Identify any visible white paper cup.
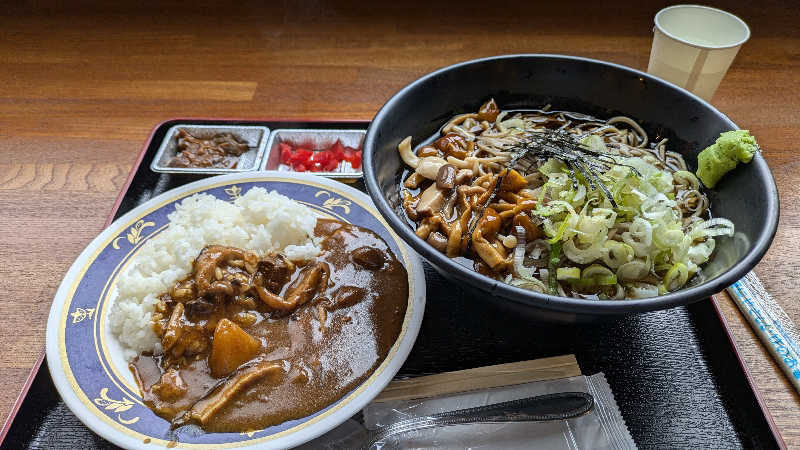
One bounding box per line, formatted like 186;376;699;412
647;5;750;101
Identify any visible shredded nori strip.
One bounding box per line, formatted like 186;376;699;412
510;130;641;208
466;129;640;250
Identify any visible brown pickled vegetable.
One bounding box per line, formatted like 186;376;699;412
131;219;408;433
168;129;249;169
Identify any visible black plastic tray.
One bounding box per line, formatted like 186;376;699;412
0;119;784;449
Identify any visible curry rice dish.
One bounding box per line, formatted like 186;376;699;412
109;189;408;432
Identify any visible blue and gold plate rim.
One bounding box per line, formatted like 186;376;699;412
45;171;426;449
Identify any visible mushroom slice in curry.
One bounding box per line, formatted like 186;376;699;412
130;218;408;433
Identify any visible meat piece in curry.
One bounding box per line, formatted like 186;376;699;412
168;129;249;169
130;218;409;433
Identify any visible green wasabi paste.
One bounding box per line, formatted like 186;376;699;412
696;130;758;188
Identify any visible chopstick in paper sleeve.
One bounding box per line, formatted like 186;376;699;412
727;272;800;394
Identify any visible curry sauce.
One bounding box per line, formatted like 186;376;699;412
130;219;408;433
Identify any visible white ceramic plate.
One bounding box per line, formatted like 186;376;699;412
45;172;425;449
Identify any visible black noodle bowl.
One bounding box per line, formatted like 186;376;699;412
363;54;778;321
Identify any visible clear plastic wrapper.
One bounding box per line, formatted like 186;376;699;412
298;373;636;449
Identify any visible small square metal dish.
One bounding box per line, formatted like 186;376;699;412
150;124;269;174
261;129;365;179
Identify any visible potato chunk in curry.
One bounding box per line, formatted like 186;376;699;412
208;319;261;378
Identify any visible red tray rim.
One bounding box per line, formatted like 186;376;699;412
0;117;786;449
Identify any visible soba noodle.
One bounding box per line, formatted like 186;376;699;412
398;99;733;299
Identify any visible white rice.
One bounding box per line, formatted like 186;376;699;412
108;187;320;358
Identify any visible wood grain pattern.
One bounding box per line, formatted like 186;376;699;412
0;81;258;101
374;355;582;402
0;0;798;446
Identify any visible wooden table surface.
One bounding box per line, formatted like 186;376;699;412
1;0;798;447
